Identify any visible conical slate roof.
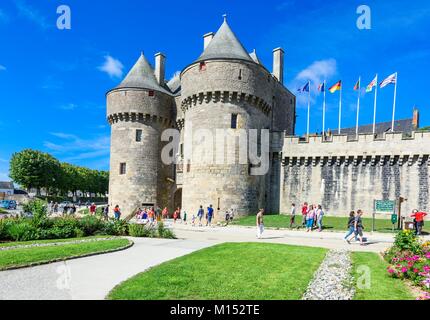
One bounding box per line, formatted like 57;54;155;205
195;19;252;63
116;53;171;94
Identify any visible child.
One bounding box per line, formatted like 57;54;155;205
191;214;196;226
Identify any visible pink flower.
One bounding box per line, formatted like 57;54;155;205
425;252;430;259
414;268;420;273
401;267;408;273
424;266;430;272
388;269;395;274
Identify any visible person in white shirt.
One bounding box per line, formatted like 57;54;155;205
316;205;324;232
290;203;296;228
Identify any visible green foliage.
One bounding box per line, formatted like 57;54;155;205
157;222;176;239
48;217;82;239
9;149;61;192
23;199;49;227
78;215;106;236
103;219;129;236
6;220;40;241
394;230;423;254
129;224;154;237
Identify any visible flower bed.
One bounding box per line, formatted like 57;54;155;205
384;230;430;300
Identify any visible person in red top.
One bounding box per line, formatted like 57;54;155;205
301;202;308;227
411;209;428;235
90;203;97;215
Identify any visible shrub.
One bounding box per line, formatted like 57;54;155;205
48;217;81;239
23;199;48;226
157;222;176;239
394;230;423;255
6;220;40;241
129;224;157;237
78;215;106;236
103;219;129;236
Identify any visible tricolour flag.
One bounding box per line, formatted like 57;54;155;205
318;82;325;92
298;82;310;93
380;73;397;88
366;75;377;93
329;80;342;93
353;79;360;91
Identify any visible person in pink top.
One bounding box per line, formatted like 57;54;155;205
306;205;315;232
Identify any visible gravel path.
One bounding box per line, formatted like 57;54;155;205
302;250;355;300
0;237;117;251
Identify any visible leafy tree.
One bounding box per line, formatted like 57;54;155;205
9;149;61;194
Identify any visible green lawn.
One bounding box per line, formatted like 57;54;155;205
233;214;428;233
352;252;414;300
0;238;131;270
0;235;111;248
79;207;104;215
108;242;327;300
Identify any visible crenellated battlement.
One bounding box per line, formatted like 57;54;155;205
180;90;271;116
283;131;430;163
107;112;175;127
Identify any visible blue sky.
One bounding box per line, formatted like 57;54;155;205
0;0;429;181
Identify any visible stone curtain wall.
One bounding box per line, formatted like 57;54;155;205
281;132;430;216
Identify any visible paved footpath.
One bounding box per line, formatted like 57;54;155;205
169;223;415;253
1;222;428;300
0;237;211;300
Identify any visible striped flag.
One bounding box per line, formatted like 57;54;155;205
318;82;325;92
380;73;397;88
329;80;342;93
353;78;360;91
366;75;377;93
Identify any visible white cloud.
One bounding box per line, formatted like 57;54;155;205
289;58;337;107
44;133;110;165
59;103;78;110
98;55;124;79
0;65;6;71
14;0;49;29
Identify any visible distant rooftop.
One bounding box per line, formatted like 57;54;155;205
0;181;14;190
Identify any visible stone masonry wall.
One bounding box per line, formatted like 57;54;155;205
281;132;430;217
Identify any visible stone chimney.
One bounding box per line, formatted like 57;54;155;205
154;52;165;85
203;32;214;50
272;47;284;84
412;108;420;131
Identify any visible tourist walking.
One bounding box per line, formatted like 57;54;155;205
162;207;169;220
173;207;180;223
290;203;296;228
301;202;308;227
411;209;428;235
316;205;324;232
256;208;264;239
354;210;365;245
114;205;121;220
344;211;358;243
90;203;97;215
182;209;187;224
197;205;204;226
207;204;214;226
306;205;315;232
103;205;109;220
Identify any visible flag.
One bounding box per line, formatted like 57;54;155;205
318;82;325;92
353;79;360;91
366;75;377;93
298;82;310;93
329;80;341;93
380;73;397;88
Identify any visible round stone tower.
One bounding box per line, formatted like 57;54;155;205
107;53;176;216
180;18;274;220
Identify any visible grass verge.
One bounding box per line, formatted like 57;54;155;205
0;235;110;248
232;214;428;233
351;252;414;300
0;238;131;270
108;242;327;300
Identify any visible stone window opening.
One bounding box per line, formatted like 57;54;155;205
231;113;238;129
186;160;191;173
148;90;155;97
119;163;126;175
238;69;242;80
135;129;143;142
199;62;206;71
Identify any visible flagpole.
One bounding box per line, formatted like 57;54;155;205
338;83;342;135
391;72;398;132
372;74;378;136
307;81;310;139
355;77;361;139
322;80;326;136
